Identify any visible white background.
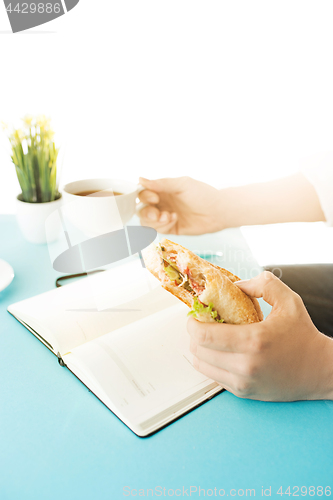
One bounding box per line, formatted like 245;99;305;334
1;1;333;215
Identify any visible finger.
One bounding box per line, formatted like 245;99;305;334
216;381;251;399
187;316;255;353
251;296;264;322
138;189;160;204
192;356;239;388
140;221;177;234
216;382;234;394
153;221;177;234
139;206;177;225
158;210;174;224
139;176;185;194
235;271;296;309
138;205;161;222
192;342;247;376
139;208;178;234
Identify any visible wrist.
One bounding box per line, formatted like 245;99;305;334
216;185;258;229
216;187;238;230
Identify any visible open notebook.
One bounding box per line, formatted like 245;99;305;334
8;259;222;437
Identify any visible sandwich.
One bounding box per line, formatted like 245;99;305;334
142;239;263;324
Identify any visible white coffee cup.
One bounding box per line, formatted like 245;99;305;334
62;178;142;236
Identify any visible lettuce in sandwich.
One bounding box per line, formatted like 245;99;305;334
188;296;224;323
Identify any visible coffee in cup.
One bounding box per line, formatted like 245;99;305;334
62;178;142;236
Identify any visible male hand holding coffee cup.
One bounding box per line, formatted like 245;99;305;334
136;173;333;403
137;174;325;235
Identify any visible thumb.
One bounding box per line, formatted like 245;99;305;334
235;271;294;309
139;176;183;194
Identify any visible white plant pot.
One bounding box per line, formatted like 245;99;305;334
16;194;63;244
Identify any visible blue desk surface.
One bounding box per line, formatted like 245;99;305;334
1;214;333;500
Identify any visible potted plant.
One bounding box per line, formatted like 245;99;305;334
6;115;62;244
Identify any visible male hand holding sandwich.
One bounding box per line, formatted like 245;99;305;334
137;166;333;402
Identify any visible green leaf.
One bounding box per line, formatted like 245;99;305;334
6;116;59;203
188;296;224;323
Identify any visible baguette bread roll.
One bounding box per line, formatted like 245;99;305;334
142;239;263;324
